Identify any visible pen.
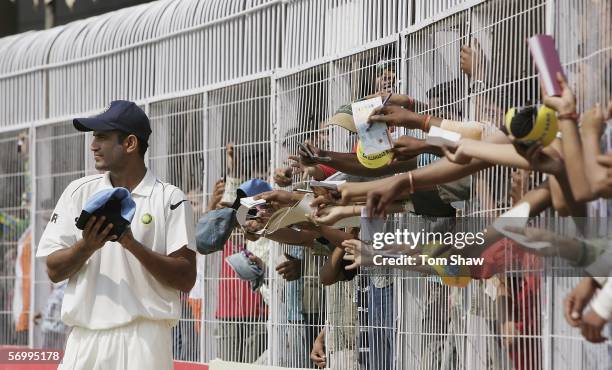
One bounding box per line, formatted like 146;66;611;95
382;92;393;106
367;93;393;131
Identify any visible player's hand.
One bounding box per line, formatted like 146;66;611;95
81;216;116;251
117;227;135;248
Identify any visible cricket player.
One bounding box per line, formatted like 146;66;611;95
36;100;197;369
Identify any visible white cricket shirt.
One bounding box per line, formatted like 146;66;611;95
36;169;196;330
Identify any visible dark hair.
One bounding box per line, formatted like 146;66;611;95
507;106;537;139
116;131;148;158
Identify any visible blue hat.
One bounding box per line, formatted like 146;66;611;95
231;179;272;209
75;187;136;238
225;250;264;291
195;208;236;254
237;179;272;198
73;100;152;143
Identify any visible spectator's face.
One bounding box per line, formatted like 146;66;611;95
315;121;329;148
376;69;396;93
90;131;126;171
428;96;462;121
186;189;203;214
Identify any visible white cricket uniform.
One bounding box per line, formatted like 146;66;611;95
36;169;196;370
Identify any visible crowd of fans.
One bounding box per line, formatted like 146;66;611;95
0;11;609;370
192;31;612;370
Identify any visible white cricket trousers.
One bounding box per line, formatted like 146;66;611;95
59;319;173;370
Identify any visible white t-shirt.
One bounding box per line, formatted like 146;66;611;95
36;170;196;330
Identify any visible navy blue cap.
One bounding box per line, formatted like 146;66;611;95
73;100;152;143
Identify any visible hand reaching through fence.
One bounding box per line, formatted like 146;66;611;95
273;167;293;187
276;253;301;281
310;329;326;369
564;277;598;327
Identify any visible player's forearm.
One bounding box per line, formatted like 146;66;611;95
123;240;196;292
46;240;95;283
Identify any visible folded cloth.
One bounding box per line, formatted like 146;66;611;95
195;208;236;255
75;187;136;238
225;249;264;291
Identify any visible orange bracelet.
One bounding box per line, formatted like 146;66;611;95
407;171;415;194
422;115;432;132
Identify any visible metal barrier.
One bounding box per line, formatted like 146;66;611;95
0;0;610;369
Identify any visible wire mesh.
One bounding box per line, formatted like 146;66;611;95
0;130;31;348
0;1;608;370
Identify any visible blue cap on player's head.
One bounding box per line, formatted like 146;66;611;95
73;100;152;143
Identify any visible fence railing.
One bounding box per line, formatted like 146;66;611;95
0;0;610;369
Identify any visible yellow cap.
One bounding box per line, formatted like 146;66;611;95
356;140;393;169
505;105;558;146
430;251;472;288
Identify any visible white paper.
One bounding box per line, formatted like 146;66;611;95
352;97;393;155
240;197;266;209
493;203;551;250
426;126;461;148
